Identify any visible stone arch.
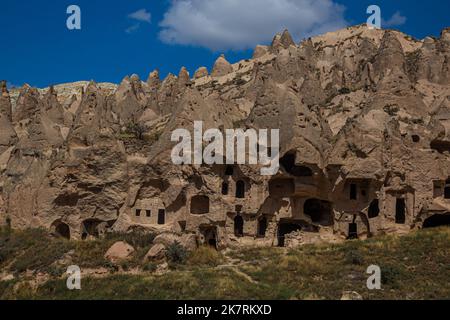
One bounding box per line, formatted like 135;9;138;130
236;180;245;198
190;195;210;214
51;220;70;240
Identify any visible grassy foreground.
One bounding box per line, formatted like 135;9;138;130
0;227;449;300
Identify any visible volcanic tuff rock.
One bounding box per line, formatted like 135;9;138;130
1;25;450;249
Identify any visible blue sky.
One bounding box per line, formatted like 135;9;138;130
1;0;449;88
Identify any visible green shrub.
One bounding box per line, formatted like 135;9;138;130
344;249;364;265
142;262;158;273
166;242;188;265
187;246;224;267
381;264;402;286
106;231;155;249
10;240;74;273
72;241;111;269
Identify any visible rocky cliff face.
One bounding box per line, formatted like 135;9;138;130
1;25;450;249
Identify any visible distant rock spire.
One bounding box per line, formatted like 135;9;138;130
271;29;295;52
1;80;8;96
280;29;295;47
0;80;12;120
194;67;209;79
147;69;160;88
0;80;17;150
178;67;190;85
211;54;233;77
271;33;282;50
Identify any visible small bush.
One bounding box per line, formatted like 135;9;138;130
72;241;111;269
11;240;74;273
187;246;224;267
142;262;158;273
166;242;188;265
381;264;402;286
344;250;364;265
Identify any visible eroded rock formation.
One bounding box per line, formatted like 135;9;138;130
1;25;450;249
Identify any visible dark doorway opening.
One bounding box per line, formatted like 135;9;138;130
423;214;450;228
277;221;303;247
350;184;357;200
368;199;380;218
81;219;103;240
236;180;245;198
257;216;268;238
430;140;450;154
51;220;70;240
445;187;450;199
190;195;210;214
158;209;166;225
445;179;450;199
222;182;229;195
304;199;333;226
234;215;244;237
348;222;358;239
279;152;313;177
225;166;234;176
395;199;406;224
201;227;218;249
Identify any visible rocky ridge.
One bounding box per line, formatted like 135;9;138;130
1;24;450;250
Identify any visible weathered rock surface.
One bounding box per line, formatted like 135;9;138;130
144;243;166;261
1;25;450;250
104;242;135;263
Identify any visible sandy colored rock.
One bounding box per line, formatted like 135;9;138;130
253;45;269;59
147;70;160;88
104;242;135;263
1;25;450;250
211;55;233;77
178;67;190;85
144;243;166;261
194;67;209;79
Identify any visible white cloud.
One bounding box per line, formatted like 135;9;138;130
128;9;152;23
383;11;407;28
158;0;348;51
125;23;141;34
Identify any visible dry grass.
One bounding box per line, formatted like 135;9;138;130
0;227;449;300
